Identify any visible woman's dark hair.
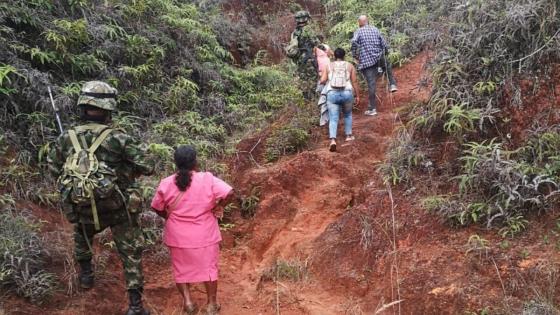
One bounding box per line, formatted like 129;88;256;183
334;48;346;60
174;145;197;191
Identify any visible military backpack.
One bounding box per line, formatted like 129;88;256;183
58;124;121;230
285;32;300;58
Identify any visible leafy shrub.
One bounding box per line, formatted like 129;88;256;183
379;128;426;185
240;186;261;218
0;205;56;303
0;0;303;170
418;0;559;137
261;258;308;282
264;103;314;162
322;0;445;61
427;131;560;234
387;0;560;236
0;134;6;156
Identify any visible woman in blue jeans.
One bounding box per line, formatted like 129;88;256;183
320;48;361;152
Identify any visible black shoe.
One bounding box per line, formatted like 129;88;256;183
78;260;94;289
125;288;150;315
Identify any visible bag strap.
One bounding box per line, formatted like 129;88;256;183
68;130;82;153
89;128;114;154
166;191;185;213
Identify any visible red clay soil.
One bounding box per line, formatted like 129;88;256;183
6;52;560;315
502;64;560;146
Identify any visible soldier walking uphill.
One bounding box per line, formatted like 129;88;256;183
47;81;154;315
287;10;320;100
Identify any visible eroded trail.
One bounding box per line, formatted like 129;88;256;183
142;53;431;315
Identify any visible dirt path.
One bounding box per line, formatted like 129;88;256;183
142;53;431;315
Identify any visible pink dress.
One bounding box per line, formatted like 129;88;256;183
316;45;331;76
151;172;232;283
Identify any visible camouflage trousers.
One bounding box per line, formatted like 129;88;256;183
297;60;318;101
74;212;145;290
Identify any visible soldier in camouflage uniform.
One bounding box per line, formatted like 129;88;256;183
290;10;320;100
47;81;154;315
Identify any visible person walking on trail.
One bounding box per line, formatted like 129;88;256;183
315;40;333;93
286;10;320;100
151;145;233;315
47;81;154;315
320;48;361;152
351;15;398;116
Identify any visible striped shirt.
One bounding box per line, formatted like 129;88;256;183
351;25;388;70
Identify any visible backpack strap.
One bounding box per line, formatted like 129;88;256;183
89;128;114;154
68;130;82;153
88;127;114;231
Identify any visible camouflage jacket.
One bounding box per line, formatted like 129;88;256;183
292;24;320;67
47;122;154;195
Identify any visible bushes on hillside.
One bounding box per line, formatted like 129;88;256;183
265;102;314;162
382;0;560;235
0;0;304;172
411;0;559;136
0;200;56;303
322;0;446;64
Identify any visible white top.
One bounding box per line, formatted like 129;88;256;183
326;61;353;91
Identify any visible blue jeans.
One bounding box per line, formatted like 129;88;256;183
327;89;353;139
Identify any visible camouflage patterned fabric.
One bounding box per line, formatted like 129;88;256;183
77;81;118;111
291;24;320;100
48;122;154;290
74;215;145;289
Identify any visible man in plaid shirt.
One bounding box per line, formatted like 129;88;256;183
351;15;397;116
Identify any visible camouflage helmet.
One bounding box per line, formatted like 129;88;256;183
294;10;311;24
77;81;118;111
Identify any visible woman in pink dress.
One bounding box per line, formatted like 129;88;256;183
315;42;333;93
151;145;233;315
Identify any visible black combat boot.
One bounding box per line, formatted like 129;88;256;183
78;260;94;289
125;288;150;315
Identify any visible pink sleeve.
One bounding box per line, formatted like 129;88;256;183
211;174;233;200
150;183;166;211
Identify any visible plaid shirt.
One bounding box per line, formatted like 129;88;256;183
351;25;388;70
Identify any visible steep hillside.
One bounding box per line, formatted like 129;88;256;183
2;0;560;314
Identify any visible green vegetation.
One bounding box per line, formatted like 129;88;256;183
264;102;314;162
0;0;304;174
0;0;306;302
239;186;261;219
0;205;56;303
262;258;308;282
378;128;425;186
322;0;445;65
381;0;560;235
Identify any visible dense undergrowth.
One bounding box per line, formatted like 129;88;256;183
380;0;560;236
2;0;559;310
0;0;309;302
322;0;447;66
0;197;55;303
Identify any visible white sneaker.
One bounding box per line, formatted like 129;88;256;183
390;84;398;92
364;110;377;116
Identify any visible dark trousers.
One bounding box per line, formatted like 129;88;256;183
361;54;397;111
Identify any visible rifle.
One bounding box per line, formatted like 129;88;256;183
47;86;64;134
